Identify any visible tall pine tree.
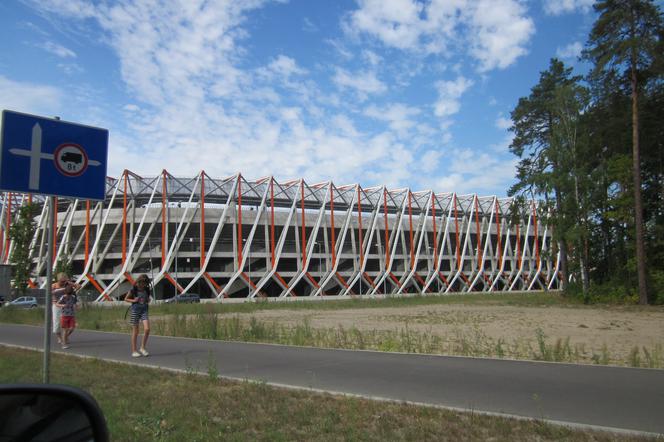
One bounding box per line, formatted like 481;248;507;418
584;0;663;304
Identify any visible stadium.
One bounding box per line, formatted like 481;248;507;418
1;171;561;301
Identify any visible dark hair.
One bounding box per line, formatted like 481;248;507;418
131;274;152;297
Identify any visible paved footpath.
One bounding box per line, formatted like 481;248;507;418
1;323;663;435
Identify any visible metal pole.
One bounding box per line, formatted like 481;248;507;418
43;195;55;383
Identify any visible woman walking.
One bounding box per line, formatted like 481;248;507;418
51;273;79;345
125;274;152;357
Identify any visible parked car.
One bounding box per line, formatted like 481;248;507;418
6;296;38;308
0;294;5;306
164;293;200;304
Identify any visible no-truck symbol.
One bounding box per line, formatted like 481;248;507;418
54;143;89;177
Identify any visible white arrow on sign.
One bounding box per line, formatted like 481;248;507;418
9;123;102;190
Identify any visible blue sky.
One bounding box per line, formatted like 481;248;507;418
0;0;598;196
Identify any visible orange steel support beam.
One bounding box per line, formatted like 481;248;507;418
274;272;290;291
161;171;167;267
475;197;481;265
305;272;320;288
454;194;460;270
241;272;267;296
270;179;275;267
495;200;502;269
86;274;112;301
330;185;336;266
383;189;390;268
241;272;257;289
335;272;350;289
432;194;438;267
203;272;226;297
122;171;127;264
27;279;37;289
516;223;522;270
414;272;428;289
123;272;135;285
408;191;414;269
85;201;90;266
200;172;205;267
237;176;243;265
300;181;306;266
388;272;401;287
363;272;377;289
357;186;365;268
164;272;184;293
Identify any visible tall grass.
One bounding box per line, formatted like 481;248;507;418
149;313;664;368
2;295;662;368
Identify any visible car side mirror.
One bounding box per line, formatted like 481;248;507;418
0;384;109;442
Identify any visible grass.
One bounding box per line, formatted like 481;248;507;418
0;347;655;442
2;292;663;368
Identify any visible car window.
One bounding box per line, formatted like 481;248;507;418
15;297;25;302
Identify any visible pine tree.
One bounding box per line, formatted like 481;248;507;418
509;58;586;291
584;0;663;304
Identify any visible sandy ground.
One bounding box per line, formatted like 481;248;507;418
221;303;664;363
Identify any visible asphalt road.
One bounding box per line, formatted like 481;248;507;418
1;323;663;435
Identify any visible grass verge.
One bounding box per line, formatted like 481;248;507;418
1;292;662;368
0;347;654;442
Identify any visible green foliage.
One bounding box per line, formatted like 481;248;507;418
8;204;37;294
54;253;73;279
509;1;664;303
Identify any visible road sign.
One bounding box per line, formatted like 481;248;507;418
0;110;108;200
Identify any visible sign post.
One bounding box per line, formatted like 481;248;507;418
0;110;108;383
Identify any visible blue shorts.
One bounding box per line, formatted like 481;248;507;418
129;306;149;325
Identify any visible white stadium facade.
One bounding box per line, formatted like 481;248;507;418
1;171;562;301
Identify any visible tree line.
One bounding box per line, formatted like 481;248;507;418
509;0;663;304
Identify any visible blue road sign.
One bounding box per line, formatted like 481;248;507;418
0;110;108;200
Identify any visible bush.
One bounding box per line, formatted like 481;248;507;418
564;281;638;304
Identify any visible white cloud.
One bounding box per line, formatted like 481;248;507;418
364;103;420;135
265;55;307;78
543;0;594;15
431;147;518;195
40;41;77;58
434;76;473;118
469;0;535;72
0;75;62;115
302;17;318;32
495;115;512;130
332;68;386;98
556;41;583;59
57;62;84;75
21;0;507;196
344;0;534;72
362;50;382;66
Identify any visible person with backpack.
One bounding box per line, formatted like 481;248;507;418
55;283;78;349
125;274;152;357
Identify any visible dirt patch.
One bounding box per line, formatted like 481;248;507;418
220;304;664;364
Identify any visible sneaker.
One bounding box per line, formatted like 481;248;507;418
131;351;141;358
62;345;70;349
139;348;149;357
